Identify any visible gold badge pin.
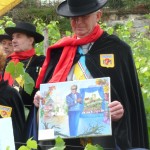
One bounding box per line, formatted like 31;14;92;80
100;54;115;68
0;105;12;118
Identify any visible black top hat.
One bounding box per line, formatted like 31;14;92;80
5;22;44;43
56;0;108;17
0;34;12;42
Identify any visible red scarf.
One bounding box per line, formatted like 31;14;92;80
0;73;2;82
4;48;35;86
36;24;103;88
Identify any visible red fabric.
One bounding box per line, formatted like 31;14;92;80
0;74;2;82
36;25;104;88
4;48;35;86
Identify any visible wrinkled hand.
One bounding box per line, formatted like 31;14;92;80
108;100;124;121
33;91;41;108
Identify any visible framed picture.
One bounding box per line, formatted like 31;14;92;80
39;77;112;140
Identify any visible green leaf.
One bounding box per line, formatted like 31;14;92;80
26;137;38;149
84;144;97;150
15;62;25;76
95;144;104;150
55;136;65;147
6;146;10;150
48;137;66;150
24;73;35;95
18;145;30;150
5;62;15;78
84;143;103;150
5;61;35;95
5;62;24;79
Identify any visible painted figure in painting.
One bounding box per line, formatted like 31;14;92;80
66;84;83;136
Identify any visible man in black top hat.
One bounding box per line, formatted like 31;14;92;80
3;22;45;108
34;0;149;149
0;34;13;56
2;22;45;146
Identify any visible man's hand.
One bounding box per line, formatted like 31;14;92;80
76;98;82;103
108;100;124;121
33;90;41;108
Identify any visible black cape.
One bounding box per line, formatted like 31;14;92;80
42;32;149;149
0;80;25;149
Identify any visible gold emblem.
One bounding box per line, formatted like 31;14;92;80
100;54;115;68
0;105;12;118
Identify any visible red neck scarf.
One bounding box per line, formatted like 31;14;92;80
36;24;103;88
4;48;35;86
0;73;2;82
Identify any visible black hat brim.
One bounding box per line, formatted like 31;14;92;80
56;0;108;17
5;27;44;43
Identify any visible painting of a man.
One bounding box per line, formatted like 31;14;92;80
66;85;83;136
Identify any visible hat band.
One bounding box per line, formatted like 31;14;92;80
69;2;97;13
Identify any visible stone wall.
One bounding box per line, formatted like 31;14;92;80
103;13;150;37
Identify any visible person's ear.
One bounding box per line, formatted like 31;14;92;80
29;37;34;46
96;10;102;22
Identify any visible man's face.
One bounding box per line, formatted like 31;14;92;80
12;32;34;52
71;86;77;94
1;39;13;56
70;11;102;38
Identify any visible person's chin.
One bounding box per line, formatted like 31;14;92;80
3;50;8;55
76;32;89;38
14;49;21;52
5;51;13;55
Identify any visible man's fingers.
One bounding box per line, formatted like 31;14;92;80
108;100;124;121
33;91;41;108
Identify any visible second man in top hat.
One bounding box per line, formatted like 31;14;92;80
3;22;45;108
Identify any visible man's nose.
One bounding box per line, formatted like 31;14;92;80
12;39;15;42
3;45;8;49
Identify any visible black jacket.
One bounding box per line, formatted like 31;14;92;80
0;80;25;149
41;32;149;149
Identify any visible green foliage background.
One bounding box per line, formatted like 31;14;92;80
0;15;150;147
3;0;149;34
